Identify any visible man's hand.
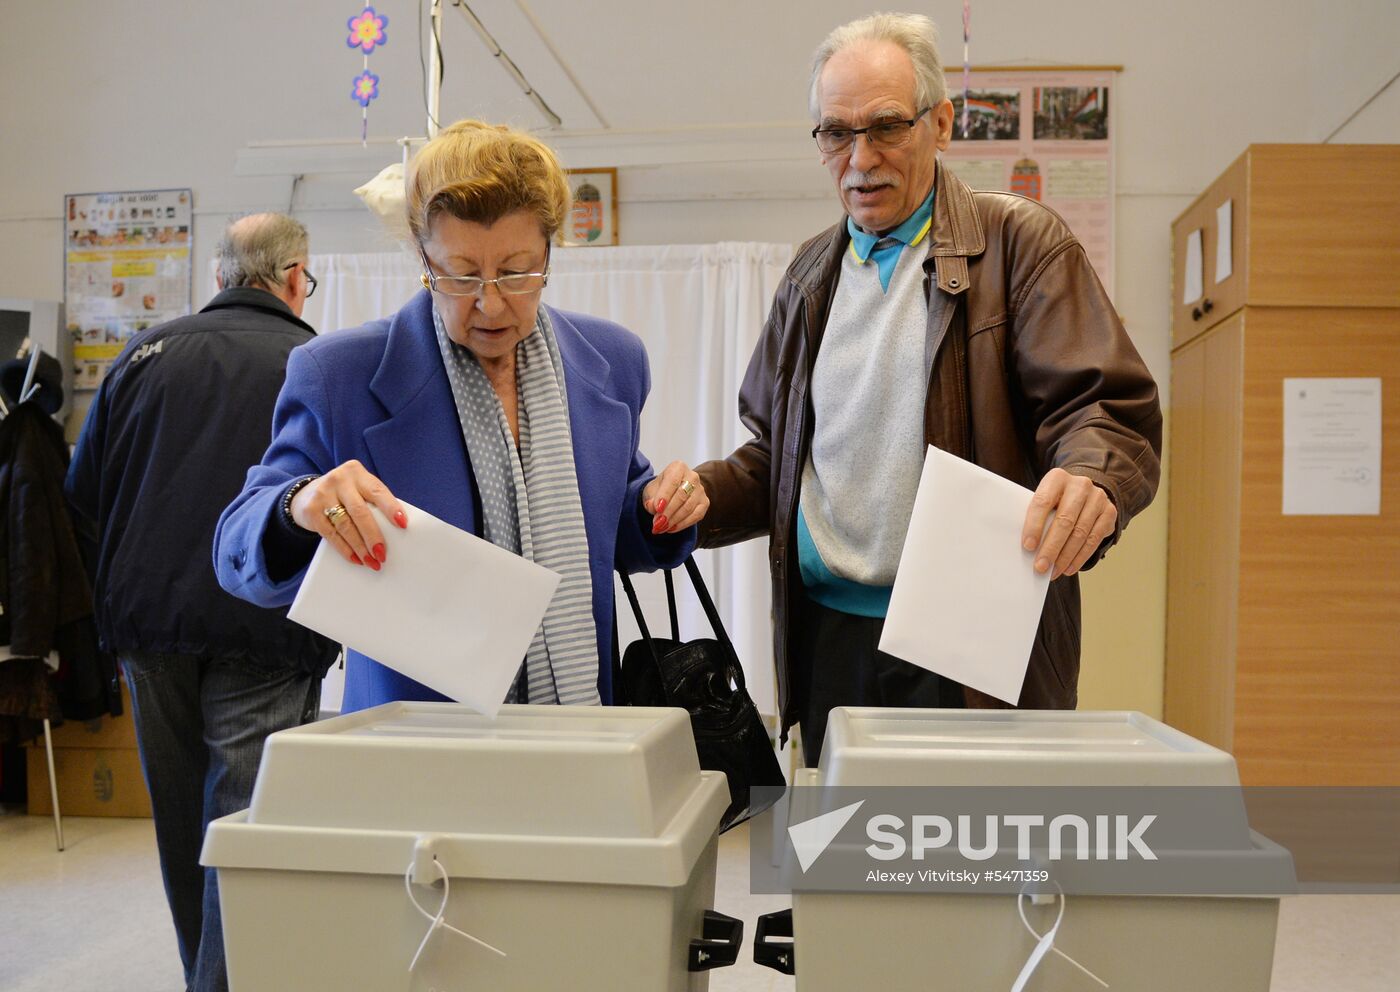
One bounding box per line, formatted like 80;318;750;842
1021;468;1117;579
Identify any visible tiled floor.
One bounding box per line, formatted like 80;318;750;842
1;806;1396;990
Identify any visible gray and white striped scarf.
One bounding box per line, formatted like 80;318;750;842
433;305;599;706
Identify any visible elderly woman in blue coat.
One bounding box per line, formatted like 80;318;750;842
215;119;708;712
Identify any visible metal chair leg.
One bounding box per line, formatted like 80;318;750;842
41;719;64;852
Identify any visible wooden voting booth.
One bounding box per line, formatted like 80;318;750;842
1165;145;1400;785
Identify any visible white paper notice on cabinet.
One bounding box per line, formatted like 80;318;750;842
1215;200;1233;282
1182;229;1204;304
1282;378;1382;515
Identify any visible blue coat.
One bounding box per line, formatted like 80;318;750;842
214;291;693;711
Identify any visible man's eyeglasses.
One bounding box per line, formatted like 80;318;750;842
418;247;550;298
812;107;932;155
283;262;317;298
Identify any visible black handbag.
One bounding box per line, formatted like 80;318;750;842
616;558;786;832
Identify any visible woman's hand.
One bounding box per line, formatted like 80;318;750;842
290;460;408;569
642;461;709;535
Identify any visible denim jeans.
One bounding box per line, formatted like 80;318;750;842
122;652;320;992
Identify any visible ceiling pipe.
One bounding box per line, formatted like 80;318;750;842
450;0;562;128
512;0;610;129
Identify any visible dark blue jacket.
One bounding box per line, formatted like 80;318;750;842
214;291;693;711
66;288;337;673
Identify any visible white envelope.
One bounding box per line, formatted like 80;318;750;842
879;446;1050;704
289;500;560;717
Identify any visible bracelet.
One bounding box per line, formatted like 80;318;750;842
280;475;320;531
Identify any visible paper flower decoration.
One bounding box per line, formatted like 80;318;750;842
351;70;381;108
347;7;388;54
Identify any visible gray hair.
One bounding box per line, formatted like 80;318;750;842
215;213;309;290
809;12;947;121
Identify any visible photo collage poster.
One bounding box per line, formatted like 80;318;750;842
943;70;1115;296
64;188;193;389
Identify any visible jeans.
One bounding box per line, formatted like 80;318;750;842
122;652;320;992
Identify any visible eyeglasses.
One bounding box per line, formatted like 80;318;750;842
283;262;317;298
418;247;550;298
812;107;932;154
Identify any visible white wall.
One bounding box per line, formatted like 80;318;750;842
3;0;1396;716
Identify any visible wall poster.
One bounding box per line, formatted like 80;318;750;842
561;168;618;247
64;188;192;389
943;68;1116;297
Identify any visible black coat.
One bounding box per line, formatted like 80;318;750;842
0;403;112;724
66;288;337;674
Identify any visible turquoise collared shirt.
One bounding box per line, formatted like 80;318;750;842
846;188;935;292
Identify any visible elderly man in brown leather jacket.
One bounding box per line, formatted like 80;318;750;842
695;13;1162;763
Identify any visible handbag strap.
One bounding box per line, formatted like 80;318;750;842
618;557;748;692
679;557;747;691
664;568;679;642
617;569;669;687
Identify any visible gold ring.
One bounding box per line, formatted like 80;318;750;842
323;504;349;525
679;479;695;497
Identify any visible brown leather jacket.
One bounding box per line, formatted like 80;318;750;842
696;160;1162;740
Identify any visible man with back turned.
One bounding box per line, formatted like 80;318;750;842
67;213;337;991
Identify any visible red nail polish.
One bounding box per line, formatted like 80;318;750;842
350;553;362;566
394;511;407;528
367;557;381;572
656;498;666;514
656;516;668;531
373;543;386;562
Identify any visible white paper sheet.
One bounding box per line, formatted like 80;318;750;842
879;446;1051;705
1214;200;1233;283
289;501;560;716
1183;229;1204;304
1282;378;1382;516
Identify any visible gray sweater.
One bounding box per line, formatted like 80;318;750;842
799;241;930;587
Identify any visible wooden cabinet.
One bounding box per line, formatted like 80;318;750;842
1171;144;1400;350
1165;145;1400;786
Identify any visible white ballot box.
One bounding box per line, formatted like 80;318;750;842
202;702;738;991
755;709;1292;991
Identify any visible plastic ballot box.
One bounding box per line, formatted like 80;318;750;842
752;709;1293;991
202;702;742;991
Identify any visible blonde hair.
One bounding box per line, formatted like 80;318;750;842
405;119;570;243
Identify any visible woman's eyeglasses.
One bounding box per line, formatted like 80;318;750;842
418;248;549;298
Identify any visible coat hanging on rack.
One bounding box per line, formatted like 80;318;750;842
0;382;114;743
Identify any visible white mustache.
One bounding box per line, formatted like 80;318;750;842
842;170;900;191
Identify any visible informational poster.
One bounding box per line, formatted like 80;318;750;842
943;69;1116;296
64;188;192;389
1282;378;1382;516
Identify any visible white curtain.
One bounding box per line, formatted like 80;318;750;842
302;243;793;720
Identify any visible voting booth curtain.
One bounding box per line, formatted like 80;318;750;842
295;243;794;718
